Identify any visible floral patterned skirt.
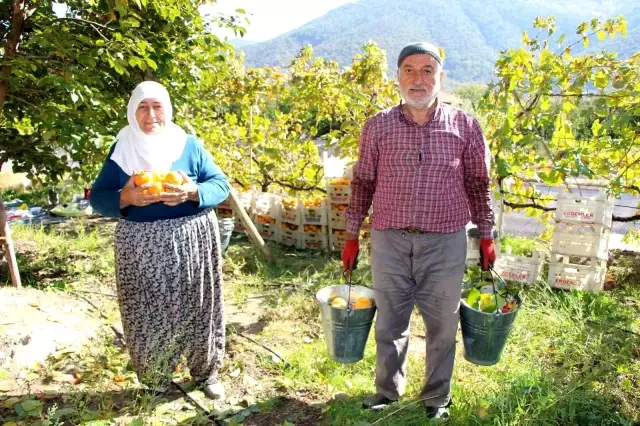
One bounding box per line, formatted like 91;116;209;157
114;208;224;386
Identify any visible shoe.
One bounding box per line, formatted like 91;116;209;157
202;382;225;400
425;399;452;419
362;394;396;410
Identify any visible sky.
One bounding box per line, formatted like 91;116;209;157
202;0;356;42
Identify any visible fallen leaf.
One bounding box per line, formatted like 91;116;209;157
51;372;76;384
0;380;16;392
113;373;125;383
242;375;257;388
302;336;313;343
229;368;241;378
24;373;40;382
28;302;41;308
2;396;21;409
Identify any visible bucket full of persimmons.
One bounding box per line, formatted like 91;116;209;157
460;267;522;366
133;170;186;194
315;270;376;363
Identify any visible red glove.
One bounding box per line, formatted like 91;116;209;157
342;239;359;271
479;239;496;271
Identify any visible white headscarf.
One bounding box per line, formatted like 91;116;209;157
111;81;188;176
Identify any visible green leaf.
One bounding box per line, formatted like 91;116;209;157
591;119;602;137
17;399;43;416
594;70;609;89
466;288;481;308
0;369;8;380
561;101;575;112
50;407;77;419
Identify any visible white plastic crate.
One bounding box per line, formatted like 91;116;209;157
280;199;301;225
280;223;302;247
256;221;279;242
215;207;234;219
233;213;247;233
255;215;279;242
466;233;481;267
552;222;610;259
301;200;328;226
555;190;614;227
252;192;281;219
494;252;545;284
301;231;328;250
234;189;255;212
330;228;348;252
547;253;607;292
329;210;347;229
326;177;352;204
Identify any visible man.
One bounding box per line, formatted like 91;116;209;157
342;42;496;420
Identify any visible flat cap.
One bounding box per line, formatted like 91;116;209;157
397;42;442;68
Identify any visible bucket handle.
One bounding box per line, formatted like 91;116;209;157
343;269;355;317
486;267;509;317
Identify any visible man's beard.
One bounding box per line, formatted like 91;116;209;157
399;85;438;109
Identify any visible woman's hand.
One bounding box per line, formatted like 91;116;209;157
120;175;159;208
160;171;199;206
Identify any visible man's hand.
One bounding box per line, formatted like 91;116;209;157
479;239;496;271
120;175;159;208
159;171;199;206
341;236;360;271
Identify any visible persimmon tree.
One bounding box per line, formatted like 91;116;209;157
200;41;399;194
0;0;244;185
479;16;640;222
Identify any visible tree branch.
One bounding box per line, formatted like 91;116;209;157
6;93;39;109
57;17;114;31
504;197;640;222
0;0;26;111
546;93;633;99
504;200;556;212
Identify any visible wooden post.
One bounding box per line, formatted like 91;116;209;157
0;194;22;288
227;189;271;258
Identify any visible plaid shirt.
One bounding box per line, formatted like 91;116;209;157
345;101;494;239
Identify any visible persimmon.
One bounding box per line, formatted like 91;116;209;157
164;171;184;185
133;171;154;187
153;172;166;183
145;181;164;195
354;297;373;309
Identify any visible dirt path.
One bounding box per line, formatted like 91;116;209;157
0;287;103;394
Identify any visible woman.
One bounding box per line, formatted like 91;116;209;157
90;81;229;399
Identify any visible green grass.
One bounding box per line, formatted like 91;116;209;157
0;219;638;425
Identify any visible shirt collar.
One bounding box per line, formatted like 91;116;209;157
398;98;443;126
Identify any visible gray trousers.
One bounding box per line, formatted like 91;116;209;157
371;228;466;407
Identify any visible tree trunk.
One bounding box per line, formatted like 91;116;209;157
0;194;22;288
0;0;26;112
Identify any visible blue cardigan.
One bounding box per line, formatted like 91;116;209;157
90;135;230;222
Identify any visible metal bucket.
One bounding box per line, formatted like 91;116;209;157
316;285;376;364
217;217;235;255
459;293;522;366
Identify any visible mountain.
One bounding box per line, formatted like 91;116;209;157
239;0;638;83
229;38;258;48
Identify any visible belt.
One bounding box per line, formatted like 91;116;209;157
402;227;428;234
